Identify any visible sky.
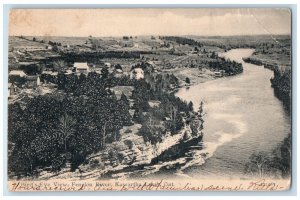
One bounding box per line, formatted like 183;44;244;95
9;8;291;37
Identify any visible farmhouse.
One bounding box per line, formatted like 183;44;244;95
74;62;89;74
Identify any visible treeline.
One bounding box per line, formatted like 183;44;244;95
271;68;291;112
60;51;152;63
161;36;203;47
208;57;243;75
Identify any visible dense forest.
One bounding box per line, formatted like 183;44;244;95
8;71;195;178
208;55;243;75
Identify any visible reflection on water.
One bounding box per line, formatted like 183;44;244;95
175;49;291;179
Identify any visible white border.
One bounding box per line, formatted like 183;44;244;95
1;0;299;199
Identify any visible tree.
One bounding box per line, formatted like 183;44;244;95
270;133;291;178
53;59;66;72
57;73;67;90
188;101;194;112
133;108;143;123
9;76;26;87
244;152;271;177
101;122;107;149
115;64;122;70
169;105;178;133
185;77;191;84
58;114;76;153
101;67;109;79
197;101;204;130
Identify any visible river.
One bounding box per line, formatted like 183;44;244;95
175;48;291;179
97;48;291;180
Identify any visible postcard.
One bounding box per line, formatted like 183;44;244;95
7;8;292;191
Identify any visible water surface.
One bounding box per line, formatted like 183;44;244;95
175;49;291;179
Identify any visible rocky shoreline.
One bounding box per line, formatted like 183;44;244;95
33;120;202;180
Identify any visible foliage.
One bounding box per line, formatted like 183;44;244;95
208;58;243;75
8;73;133;176
19;64;43;75
161;36;203;47
244;133;291;178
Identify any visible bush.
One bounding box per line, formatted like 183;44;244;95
185;77;191;84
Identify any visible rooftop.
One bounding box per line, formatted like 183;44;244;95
9;70;27;77
74;62;89;69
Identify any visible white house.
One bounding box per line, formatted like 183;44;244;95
74;62;89;74
130;68;144;80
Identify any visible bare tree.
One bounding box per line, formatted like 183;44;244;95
101;122;107;149
58;114;76;152
245;152;271;178
53;60;66;72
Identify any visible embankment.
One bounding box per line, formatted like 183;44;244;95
243;57;291;111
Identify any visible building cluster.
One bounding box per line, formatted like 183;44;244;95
8;61;145;100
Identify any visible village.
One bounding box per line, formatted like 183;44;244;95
8;35;235;105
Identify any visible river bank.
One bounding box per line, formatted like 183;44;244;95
243;56;291;112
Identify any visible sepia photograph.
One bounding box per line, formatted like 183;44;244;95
6;8;292;192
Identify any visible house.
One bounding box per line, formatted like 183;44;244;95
130;68;144;80
74;62;89;74
26;75;41;88
9;70;27;78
